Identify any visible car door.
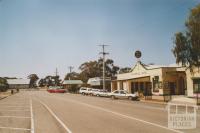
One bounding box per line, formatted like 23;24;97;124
113;90;120;98
119;90;127;99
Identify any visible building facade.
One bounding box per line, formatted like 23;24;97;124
111;61;186;96
7;79;30;89
186;67;200;97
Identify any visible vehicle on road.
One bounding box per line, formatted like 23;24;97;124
88;89;101;96
47;86;66;93
93;89;109;97
79;87;92;95
108;90;139;100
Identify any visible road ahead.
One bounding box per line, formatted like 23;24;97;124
0;91;199;133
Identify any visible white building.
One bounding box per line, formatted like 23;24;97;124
111;61;186;96
7;79;30;89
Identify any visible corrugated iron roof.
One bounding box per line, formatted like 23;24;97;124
7;79;30;85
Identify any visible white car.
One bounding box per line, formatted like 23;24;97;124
108;90;139;100
87;88;100;96
79;87;92;95
93;90;109;97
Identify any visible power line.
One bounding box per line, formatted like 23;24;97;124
98;44;109;90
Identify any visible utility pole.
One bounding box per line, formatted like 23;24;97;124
68;66;74;80
55;68;58;86
55;68;58;77
99;44;109;90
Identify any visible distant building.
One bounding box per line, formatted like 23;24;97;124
7;79;30;89
87;77;111;90
62;80;83;89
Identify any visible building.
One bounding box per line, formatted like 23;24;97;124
87;77;111;90
186;67;200;97
62;80;83;89
7;79;30;89
111;61;186;96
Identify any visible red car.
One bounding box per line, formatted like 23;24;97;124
47;86;66;93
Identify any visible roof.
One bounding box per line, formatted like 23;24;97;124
131;62;184;72
7;79;30;85
87;77;111;86
63;80;83;85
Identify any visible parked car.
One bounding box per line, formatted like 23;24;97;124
108;90;139;100
88;89;101;96
47;86;66;93
79;87;92;95
93;89;109;97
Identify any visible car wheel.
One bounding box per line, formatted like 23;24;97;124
111;95;115;100
97;94;100;97
82;93;85;95
128;96;133;100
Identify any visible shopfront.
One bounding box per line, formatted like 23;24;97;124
186;68;200;97
111;61;186;96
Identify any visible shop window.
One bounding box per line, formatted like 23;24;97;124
153;76;161;92
193;79;200;93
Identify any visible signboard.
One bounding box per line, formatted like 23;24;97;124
135;50;142;58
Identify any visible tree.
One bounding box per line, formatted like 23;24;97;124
40;75;61;87
173;4;200;70
64;72;80;80
78;58;120;82
38;79;46;87
28;74;39;88
0;77;8;92
119;67;131;74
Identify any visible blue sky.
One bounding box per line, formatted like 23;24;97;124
0;0;199;79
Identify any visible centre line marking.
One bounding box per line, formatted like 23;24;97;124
0;126;31;131
35;99;72;133
0;116;31;119
0;110;30;112
52;96;183;133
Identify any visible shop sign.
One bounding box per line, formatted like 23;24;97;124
131;71;148;76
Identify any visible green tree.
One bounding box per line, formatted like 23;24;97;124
28;74;39;88
0;77;8;92
79;58;119;82
64;72;80;80
119;67;131;74
173;4;200;69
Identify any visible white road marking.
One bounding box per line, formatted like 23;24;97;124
0;116;31;119
0;126;31;131
0;110;30;112
35;99;72;133
0;106;29;108
52;96;183;133
30;99;35;133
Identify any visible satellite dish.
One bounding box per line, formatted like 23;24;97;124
135;50;142;59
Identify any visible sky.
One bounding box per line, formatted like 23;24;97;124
0;0;199;79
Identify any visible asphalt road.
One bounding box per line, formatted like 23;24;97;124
0;91;199;133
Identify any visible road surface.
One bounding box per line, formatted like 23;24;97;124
0;91;199;133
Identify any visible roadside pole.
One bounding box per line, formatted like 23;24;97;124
99;44;109;90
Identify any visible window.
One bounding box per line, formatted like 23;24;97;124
114;91;119;94
120;91;126;94
193;79;200;93
153;76;161;92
